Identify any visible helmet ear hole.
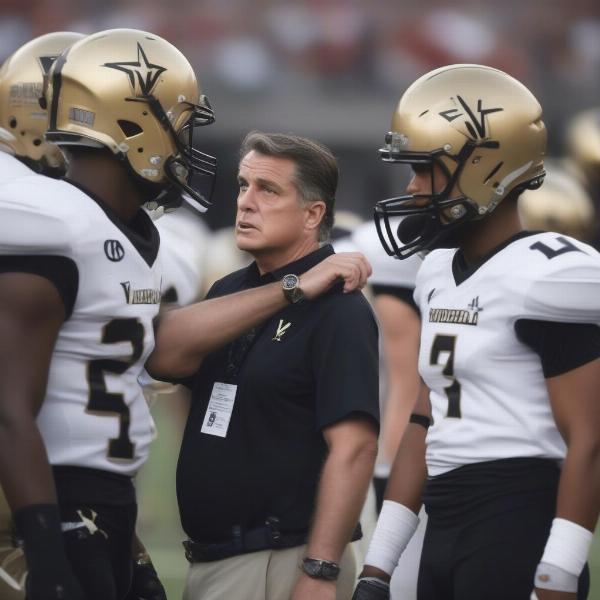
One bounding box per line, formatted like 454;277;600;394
117;120;143;138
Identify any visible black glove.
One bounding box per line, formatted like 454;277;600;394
125;556;167;600
352;577;391;600
26;563;87;600
14;504;86;600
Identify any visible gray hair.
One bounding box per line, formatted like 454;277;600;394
239;131;337;242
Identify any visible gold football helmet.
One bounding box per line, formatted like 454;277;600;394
519;160;595;242
44;28;216;211
0;31;84;173
375;64;547;258
565;107;600;189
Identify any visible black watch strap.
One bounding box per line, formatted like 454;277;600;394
301;557;340;581
282;273;305;304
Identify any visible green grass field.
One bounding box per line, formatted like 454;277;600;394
590;536;600;600
138;402;600;599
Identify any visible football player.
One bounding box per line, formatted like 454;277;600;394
519;160;596;243
337;220;424;600
0;31;84;183
0;30;84;600
564;107;600;193
563;108;600;250
354;64;600;600
0;27;370;600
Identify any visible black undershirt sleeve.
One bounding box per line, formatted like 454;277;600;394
515;319;600;378
371;283;420;316
0;255;79;319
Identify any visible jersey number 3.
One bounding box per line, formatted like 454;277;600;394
87;318;144;460
430;334;461;418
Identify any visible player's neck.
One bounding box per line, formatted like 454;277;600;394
459;198;523;266
65;152;145;223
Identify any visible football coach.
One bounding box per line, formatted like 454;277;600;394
152;131;380;600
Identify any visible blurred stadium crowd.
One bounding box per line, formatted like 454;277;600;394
2;0;600;229
2;0;600;104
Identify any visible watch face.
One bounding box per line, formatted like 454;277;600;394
282;274;298;290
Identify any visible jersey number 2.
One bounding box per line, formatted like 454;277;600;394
87;318;144;460
430;334;461;418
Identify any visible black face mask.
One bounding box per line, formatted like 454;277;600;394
397;212;478;252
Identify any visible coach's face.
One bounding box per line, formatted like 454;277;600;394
236;150;324;268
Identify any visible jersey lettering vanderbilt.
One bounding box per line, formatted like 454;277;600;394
414;231;600;476
0;174;162;476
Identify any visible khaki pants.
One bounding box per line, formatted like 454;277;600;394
183;543;357;600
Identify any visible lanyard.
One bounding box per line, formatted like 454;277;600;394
224;321;269;382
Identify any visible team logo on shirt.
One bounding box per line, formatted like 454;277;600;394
429;296;483;326
121;281;161;305
272;319;291;342
104;239;125;262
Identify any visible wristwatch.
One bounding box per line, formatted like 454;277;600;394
301;557;340;581
281;273;305;304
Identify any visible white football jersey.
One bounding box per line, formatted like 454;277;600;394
0;150;34;183
0;175;162;476
154;206;210;306
333;220;422;289
415;231;600;476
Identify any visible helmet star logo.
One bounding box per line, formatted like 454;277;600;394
103;43;167;97
38;54;60;76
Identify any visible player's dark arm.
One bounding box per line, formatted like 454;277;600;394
147;252;371;378
0;272;84;599
548;357;600;530
532;357;600;600
0;272;64;509
358;382;429;584
292;416;378;598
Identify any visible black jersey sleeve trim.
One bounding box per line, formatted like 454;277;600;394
515;319;600;378
409;413;432;429
371;284;419;315
0;255;79;319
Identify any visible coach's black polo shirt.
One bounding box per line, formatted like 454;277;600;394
176;244;379;543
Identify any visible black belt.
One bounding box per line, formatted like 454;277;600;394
183;517;307;563
183;519;363;563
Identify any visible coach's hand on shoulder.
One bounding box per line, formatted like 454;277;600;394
125;552;167;600
301;252;371;298
352;576;391;600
